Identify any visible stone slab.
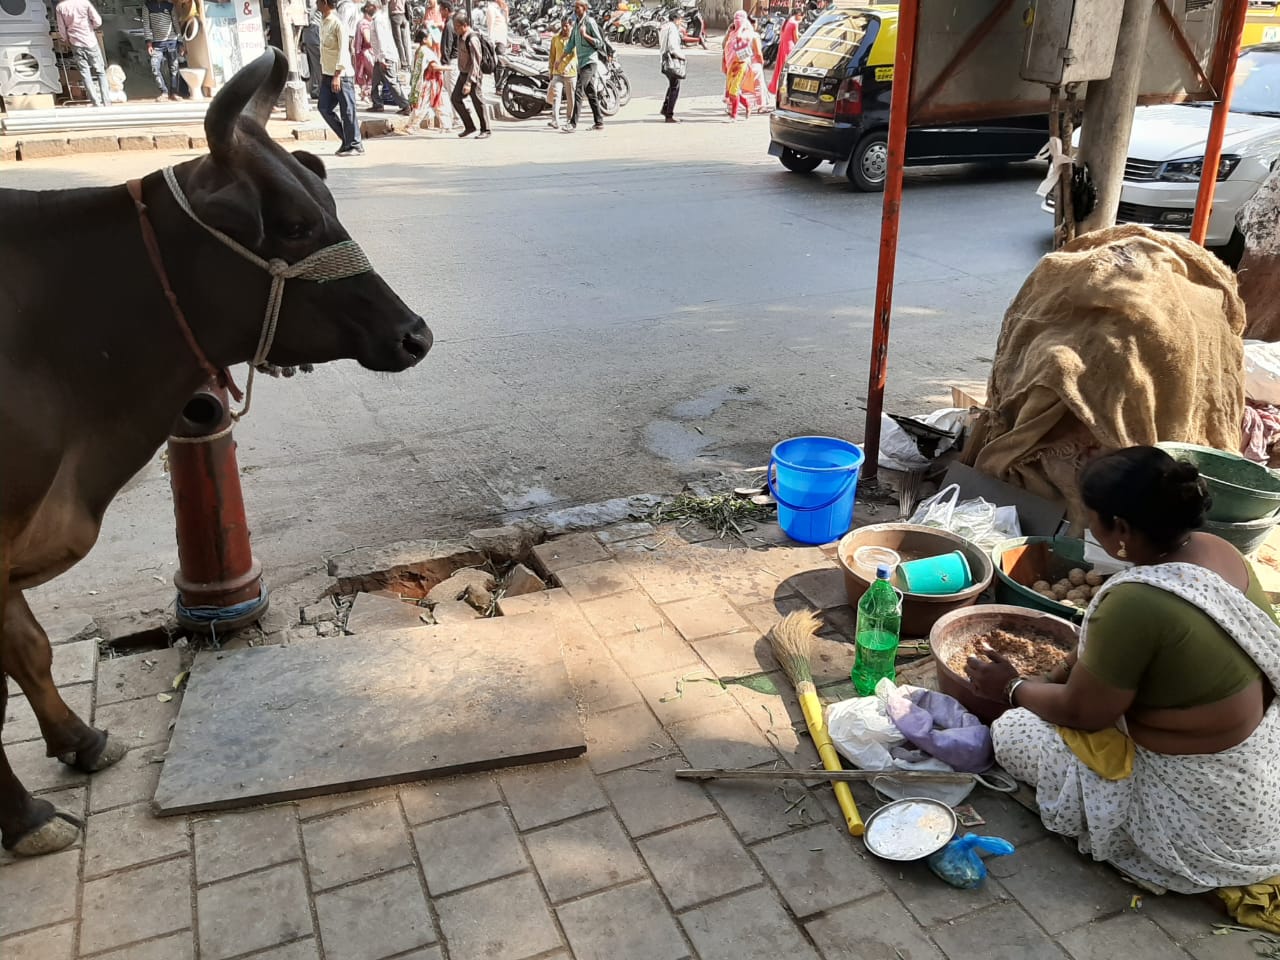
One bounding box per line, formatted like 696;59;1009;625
154;618;584;814
344;592;428;635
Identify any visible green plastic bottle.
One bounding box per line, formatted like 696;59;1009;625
852;564;902;696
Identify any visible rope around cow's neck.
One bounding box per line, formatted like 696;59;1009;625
160;166;374;420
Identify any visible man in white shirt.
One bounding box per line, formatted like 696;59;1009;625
54;0;110;107
317;0;363;155
365;1;410;113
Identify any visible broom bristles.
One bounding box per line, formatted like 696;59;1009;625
768;610;822;688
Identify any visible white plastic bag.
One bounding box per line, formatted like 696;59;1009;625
1245;341;1280;406
876;409;969;472
908;484;1022;550
826;690;904;771
878;414;931;472
826;679;959;773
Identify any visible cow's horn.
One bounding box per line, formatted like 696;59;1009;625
205;47;288;157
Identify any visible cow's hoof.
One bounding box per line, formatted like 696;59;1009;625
57;730;128;773
2;802;83;856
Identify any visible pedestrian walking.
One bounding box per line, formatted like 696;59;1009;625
54;0;110;107
368;1;411;112
546;16;575;130
768;5;799;97
389;0;411;65
420;0;443;30
484;0;509;97
142;0;181;100
564;0;604;131
484;0;508;55
437;0;460;128
316;0;364;155
407;26;443;131
749;20;770;112
450;10;491;138
354;3;375;101
338;0;360;39
657;9;685;122
721;10;757;121
302;0;324;98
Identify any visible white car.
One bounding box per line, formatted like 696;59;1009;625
1042;45;1280;261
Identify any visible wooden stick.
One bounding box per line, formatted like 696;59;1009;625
676;767;978;784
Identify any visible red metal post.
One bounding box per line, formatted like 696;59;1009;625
861;0;920;484
1191;0;1249;245
168;383;267;632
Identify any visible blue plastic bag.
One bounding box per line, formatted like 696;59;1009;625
927;833;1016;889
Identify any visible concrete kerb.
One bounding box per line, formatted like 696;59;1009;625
0;110;414;162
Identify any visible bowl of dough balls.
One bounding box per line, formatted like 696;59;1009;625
990;537;1110;623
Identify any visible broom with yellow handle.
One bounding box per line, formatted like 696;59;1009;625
769;610;864;837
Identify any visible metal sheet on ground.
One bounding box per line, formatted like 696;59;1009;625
152;616;585;815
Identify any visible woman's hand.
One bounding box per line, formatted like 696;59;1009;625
965;646;1019;702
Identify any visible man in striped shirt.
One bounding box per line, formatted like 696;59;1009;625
143;0;182;99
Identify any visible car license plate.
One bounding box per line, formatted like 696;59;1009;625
792;77;819;94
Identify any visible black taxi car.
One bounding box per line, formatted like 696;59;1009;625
768;8;1049;190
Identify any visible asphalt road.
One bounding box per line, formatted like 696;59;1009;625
10;47;1053;615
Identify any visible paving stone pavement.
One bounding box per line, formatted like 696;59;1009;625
0;521;1246;959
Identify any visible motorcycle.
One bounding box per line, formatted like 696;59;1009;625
497;49;551;119
587;53;627;115
758;10;784;66
677;2;707;47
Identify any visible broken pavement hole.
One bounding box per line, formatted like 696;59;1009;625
101;623;189;653
368;572;441;602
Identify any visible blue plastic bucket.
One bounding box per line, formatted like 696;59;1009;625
768;436;864;545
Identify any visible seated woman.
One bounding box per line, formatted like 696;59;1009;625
967;446;1280;895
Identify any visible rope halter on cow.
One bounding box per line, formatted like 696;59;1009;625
128;166;375;420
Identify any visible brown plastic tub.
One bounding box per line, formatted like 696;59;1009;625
929;605;1080;724
836;523;994;637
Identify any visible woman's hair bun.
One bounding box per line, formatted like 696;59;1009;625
1080;446;1213;550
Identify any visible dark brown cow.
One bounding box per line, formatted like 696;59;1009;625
0;48;431;856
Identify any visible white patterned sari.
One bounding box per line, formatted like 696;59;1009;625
992;562;1280;893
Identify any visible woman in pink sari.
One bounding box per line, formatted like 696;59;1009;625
768;6;799;96
721;10;758;120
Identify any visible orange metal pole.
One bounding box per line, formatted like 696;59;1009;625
168;383;267;633
861;0;919;484
1191;0;1249;245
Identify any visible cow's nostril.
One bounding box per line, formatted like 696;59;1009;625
402;330;431;361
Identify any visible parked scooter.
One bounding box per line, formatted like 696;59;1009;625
677;2;707;47
497;49;551;119
758;10;784;65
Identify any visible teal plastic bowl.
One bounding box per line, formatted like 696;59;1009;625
1156;442;1280;523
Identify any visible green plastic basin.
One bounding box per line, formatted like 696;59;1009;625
991;536;1094;624
1156;442;1280;523
1203;513;1280;556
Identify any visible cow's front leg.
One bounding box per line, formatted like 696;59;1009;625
4;592;125;771
0;674;83;854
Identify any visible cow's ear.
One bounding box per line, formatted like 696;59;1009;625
190;179;266;249
292;150;327;180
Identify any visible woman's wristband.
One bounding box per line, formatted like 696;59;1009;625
1004;677;1027;706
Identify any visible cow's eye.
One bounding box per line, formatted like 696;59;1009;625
282;222;312;241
